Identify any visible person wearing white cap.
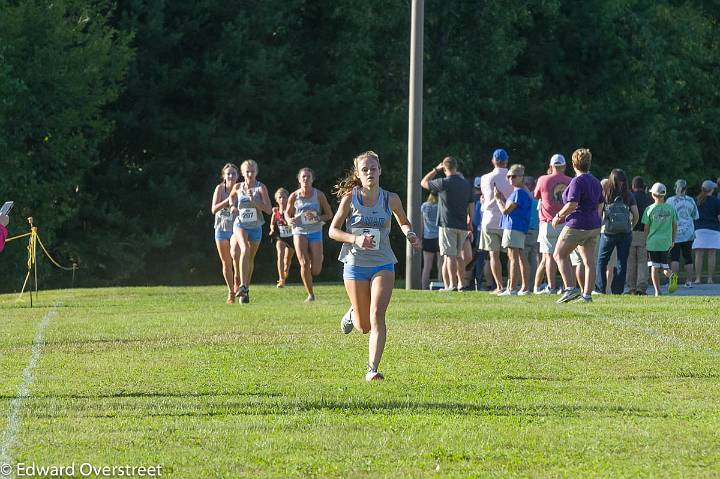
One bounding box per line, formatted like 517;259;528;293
533;153;572;293
479;149;514;293
666;179;699;287
642;182;678;296
692;179;720;284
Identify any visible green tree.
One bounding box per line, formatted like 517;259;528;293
0;0;132;291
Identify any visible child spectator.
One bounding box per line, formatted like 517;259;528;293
495;164;532;295
642;183;678;296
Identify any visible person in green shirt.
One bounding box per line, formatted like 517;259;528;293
642;183;678;296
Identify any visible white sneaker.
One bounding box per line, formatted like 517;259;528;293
497;289;515;296
365;368;384;382
517;290;532;296
685;282;693;288
340;308;354;334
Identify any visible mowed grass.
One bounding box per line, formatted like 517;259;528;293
1;285;719;478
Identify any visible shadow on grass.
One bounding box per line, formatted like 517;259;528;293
0;391;281;400
21;397;678;420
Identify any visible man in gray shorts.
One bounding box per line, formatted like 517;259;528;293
421;156;473;291
533;154;572;293
479;149;514;293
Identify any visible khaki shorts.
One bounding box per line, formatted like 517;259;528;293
570;248;583;266
439;227;468;257
502;229;526;249
558;227;600;249
538;222;562;254
479;226;503;252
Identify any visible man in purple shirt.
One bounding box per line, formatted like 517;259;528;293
551;148;603;303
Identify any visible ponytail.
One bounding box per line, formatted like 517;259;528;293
334;169;361;200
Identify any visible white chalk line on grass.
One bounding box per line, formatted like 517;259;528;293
605;317;720;357
0;302;62;477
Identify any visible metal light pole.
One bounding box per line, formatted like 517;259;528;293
405;0;424;290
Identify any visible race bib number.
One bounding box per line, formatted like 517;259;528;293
352;227;380;251
239;208;258;224
300;210;319;225
278;224;292;238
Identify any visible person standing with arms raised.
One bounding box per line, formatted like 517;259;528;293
420;156;473;291
330;151;420;381
285;167;334;302
478;149;514;293
534;154;572;294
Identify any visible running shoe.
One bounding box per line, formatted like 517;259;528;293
517;290;532;296
365;366;384;382
668;273;678;294
497;289;514;296
556;287;581;304
685;281;693;288
238;284;250;304
276;280;284;289
305;294;316;302
578;294;593;303
341;308;354;334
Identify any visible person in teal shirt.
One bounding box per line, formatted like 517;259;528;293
642;182;678;296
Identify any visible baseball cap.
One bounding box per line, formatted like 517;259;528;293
702;179;718;190
650;182;667;196
507;164;525;177
473;176;482;188
550;154;566;166
492;148;508;162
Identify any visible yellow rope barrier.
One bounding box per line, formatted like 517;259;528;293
8;218;78;303
5;232;32;243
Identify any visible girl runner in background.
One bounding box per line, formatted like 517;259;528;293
269;188;295;288
285;168;334;302
229;159;272;304
210;163;240;303
330;151;421;381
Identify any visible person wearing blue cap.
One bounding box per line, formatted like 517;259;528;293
479;149;514;293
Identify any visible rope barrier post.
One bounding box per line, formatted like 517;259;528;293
28;217;35;308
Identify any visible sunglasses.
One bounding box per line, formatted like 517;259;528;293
507;174;523;179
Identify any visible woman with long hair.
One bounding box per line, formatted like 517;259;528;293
692;180;720;283
285;168;334;302
211;163;240;303
268;188;295;288
329;151;420;381
594;168;638;294
229;159;272;304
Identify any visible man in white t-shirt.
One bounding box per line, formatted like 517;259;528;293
479;149;514;293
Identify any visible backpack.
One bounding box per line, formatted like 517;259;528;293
604;196;632;234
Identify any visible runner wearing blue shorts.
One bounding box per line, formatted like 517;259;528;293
211;163;240;303
329;151;421;381
229;159;272;304
285;168;334;302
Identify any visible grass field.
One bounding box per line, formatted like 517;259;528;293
1;284;719;478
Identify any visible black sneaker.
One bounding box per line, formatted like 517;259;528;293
238;284;250;304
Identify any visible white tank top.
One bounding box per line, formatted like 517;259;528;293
338;187;397;267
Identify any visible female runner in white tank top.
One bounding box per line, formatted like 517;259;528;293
285;167;334;302
329;151;421;381
211;163;240;303
228;159;272;304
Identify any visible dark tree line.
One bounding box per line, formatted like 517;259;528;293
1;0;719;291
